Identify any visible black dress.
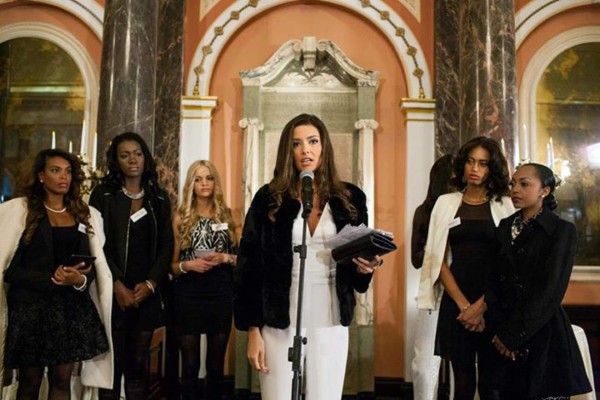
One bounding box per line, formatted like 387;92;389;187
435;201;496;361
173;217;234;334
4;224;108;368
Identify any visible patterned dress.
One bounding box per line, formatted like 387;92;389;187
173;217;235;334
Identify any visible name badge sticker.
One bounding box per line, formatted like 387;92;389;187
78;223;87;234
130;208;148;222
211;223;228;231
448;217;461;228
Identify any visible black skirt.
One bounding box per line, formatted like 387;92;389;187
5;288;109;368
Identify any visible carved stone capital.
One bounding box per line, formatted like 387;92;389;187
239;118;264;130
354;119;379;131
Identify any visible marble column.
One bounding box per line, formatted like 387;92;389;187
154;0;184;205
434;1;460;156
96;0;158;166
435;0;517;163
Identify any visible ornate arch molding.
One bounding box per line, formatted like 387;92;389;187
1;0;104;38
519;27;600;162
515;0;596;49
0;22;100;155
519;27;600;281
186;0;431;99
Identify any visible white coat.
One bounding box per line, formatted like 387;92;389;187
416;192;515;311
0;198;113;398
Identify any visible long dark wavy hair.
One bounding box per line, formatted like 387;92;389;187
268;114;356;223
423;154;455;214
454;136;510;201
23;149;91;245
101;132;160;201
518;163;559;211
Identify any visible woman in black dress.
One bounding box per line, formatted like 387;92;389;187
417;136;514;399
486;163;591;399
171;160;237;400
89;132;174;400
2;149;110;400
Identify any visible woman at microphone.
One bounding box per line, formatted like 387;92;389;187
234;113;379;399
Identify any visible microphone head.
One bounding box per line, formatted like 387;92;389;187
299;169;314;181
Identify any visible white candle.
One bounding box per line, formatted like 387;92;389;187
92;132;98;169
549;137;555;169
521;124;529;161
80;120;86;154
51;131;56;149
500;138;506;156
69;140;73;153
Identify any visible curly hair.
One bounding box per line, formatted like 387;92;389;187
23;149;92;245
268;114;356;223
177;160;236;248
454;136;510;201
100;132;160;201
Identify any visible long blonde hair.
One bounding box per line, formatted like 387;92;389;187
177;160;236;249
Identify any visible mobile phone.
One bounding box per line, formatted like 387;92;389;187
67;254;96;267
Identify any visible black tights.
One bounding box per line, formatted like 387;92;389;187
99;330;153;400
179;331;231;400
451;350;497;400
17;363;74;400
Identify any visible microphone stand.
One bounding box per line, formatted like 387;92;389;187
289;200;311;400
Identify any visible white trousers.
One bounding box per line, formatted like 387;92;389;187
412;308;442;400
259;324;349;400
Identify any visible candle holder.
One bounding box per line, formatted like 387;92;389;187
77;153;104;196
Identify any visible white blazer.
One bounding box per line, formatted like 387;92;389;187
0;198;114;395
416;192;515;310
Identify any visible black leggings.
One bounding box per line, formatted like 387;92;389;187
178;331;231;400
17;363;74;400
99;330;153;400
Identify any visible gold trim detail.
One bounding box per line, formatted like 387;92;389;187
192;0;427;98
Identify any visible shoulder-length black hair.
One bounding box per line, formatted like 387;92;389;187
454;136;510;201
101;132;160;200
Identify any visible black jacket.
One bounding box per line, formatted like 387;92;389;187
486;208;591;397
234;183;373;330
5;216;95;295
89;184;173;330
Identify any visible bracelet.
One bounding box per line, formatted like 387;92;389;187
460;303;471;311
178;261;187;274
227;255;235;265
73;274;88;292
145;280;155;294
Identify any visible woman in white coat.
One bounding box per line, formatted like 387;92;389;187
0;149;113;400
417;137;514;400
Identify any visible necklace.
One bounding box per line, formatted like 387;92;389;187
43;202;67;213
511;208;543;242
122;187;145;200
462;194;489;205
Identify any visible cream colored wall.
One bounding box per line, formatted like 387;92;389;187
205;2;411;377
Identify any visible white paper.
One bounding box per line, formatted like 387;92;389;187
194;248;215;259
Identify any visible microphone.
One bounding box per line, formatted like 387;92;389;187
299;169;314;216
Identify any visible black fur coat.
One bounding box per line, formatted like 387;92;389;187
234;182;372;330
